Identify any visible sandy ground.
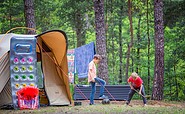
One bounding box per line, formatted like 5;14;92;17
0;100;185;114
73;99;185;108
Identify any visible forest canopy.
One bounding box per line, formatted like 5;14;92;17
0;0;185;101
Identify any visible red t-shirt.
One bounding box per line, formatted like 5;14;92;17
127;76;143;88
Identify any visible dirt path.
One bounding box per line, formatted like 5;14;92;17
75;100;185;108
0;100;184;114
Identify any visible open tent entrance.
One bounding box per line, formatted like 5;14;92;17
36;30;71;105
38;41;70;105
41;52;70;105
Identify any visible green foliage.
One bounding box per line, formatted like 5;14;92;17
0;0;25;33
0;0;185;101
164;20;185;100
164;0;185;27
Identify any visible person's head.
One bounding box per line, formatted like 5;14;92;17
130;72;139;79
93;54;102;64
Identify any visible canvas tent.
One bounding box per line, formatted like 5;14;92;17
0;30;71;107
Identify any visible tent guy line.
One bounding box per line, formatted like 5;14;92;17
0;27;39;44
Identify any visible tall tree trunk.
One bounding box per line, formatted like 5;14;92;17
75;11;86;47
136;16;141;74
9;12;12;29
93;0;109;83
173;40;179;100
169;74;172;100
152;0;164;100
110;0;116;82
105;0;114;82
131;55;134;72
125;0;134;81
146;0;151;95
9;0;13;29
174;63;178;100
167;70;172;100
118;5;123;83
24;0;36;34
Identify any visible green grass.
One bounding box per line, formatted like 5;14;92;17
0;101;185;114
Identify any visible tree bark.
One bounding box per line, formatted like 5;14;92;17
110;0;115;82
118;5;123;83
75;11;86;47
24;0;36;34
93;0;109;83
136;16;141;74
152;0;164;100
174;64;178;100
147;0;151;95
125;0;134;81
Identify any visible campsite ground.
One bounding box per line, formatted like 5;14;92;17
0;100;185;114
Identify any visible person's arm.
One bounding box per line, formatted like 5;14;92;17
128;77;134;89
138;76;143;94
127;77;134;90
139;84;143;95
89;69;95;82
128;82;134;90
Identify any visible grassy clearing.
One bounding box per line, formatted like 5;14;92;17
0;100;185;114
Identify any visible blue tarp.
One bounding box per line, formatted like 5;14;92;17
74;42;95;78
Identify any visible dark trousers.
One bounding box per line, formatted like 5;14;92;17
126;86;147;104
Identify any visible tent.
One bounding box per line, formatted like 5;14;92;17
0;30;71;107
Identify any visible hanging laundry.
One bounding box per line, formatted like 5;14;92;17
75;42;96;79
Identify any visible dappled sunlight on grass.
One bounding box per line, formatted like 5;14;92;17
0;100;185;114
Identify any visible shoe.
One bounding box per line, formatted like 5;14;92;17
125;101;129;105
89;103;95;105
124;104;128;107
124;103;133;107
124;101;131;107
99;95;107;99
144;104;147;107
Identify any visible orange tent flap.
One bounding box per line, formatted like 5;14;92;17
36;30;71;104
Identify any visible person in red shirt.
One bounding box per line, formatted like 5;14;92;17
126;72;147;106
